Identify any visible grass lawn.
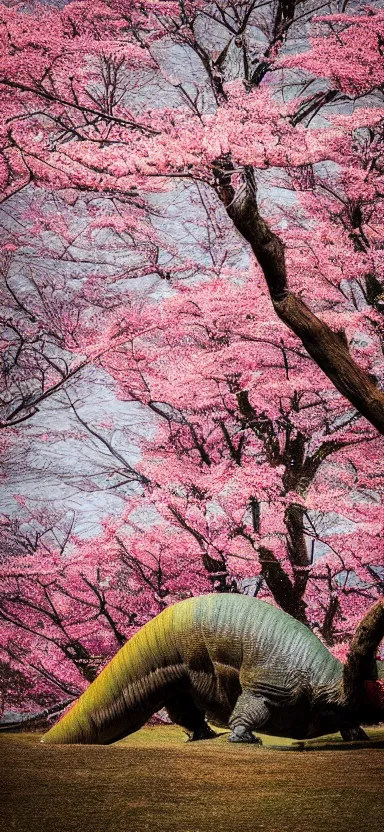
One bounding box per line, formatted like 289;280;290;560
1;726;384;832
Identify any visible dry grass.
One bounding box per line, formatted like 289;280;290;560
1;726;384;832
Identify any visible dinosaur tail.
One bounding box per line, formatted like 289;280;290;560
41;604;185;744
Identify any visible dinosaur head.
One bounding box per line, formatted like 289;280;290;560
343;600;384;724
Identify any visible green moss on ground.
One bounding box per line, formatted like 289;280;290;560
1;726;384;832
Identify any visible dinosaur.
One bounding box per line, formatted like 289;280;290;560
42;594;384;745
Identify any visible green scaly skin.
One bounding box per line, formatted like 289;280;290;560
42;595;381;746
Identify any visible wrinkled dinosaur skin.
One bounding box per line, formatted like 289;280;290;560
42;595;383;746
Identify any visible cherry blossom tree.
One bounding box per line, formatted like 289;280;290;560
0;507;212;715
1;1;384;425
107;261;383;630
0;1;383;716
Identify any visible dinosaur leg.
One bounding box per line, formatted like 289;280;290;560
228;691;270;744
165;691;217;741
340;724;370;741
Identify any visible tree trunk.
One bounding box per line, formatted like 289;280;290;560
284;503;310;599
258;546;308;625
321;594;341;646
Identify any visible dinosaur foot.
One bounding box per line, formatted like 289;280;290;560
186;724;218;742
340;725;370;741
228;726;262;745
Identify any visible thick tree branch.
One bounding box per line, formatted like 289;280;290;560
214;161;384;435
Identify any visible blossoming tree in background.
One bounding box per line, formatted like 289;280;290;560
0;1;383;716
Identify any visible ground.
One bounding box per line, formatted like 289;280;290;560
1;726;384;832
